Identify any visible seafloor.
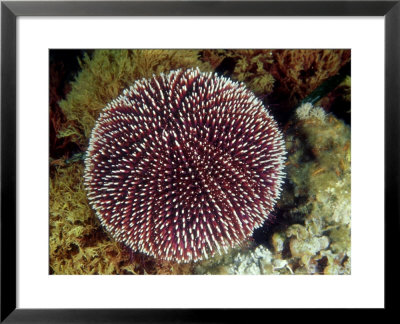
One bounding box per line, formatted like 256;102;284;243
49;49;351;275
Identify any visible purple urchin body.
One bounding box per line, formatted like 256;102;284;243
84;68;286;263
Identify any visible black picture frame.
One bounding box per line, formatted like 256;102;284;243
1;0;398;322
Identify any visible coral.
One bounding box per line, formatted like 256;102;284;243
226;246;274;275
280;103;351;274
58;50;213;149
49;58;82;161
49;163;136;274
200;49;350;123
201;49;350;108
201;49;276;95
296;102;326;122
270;49;351;108
84;68;286;263
195;244;293;275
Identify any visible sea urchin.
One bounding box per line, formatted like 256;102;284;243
84;68;286;263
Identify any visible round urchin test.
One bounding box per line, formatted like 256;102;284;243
84;68;286;263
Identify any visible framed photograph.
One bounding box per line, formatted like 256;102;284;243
1;0;397;322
